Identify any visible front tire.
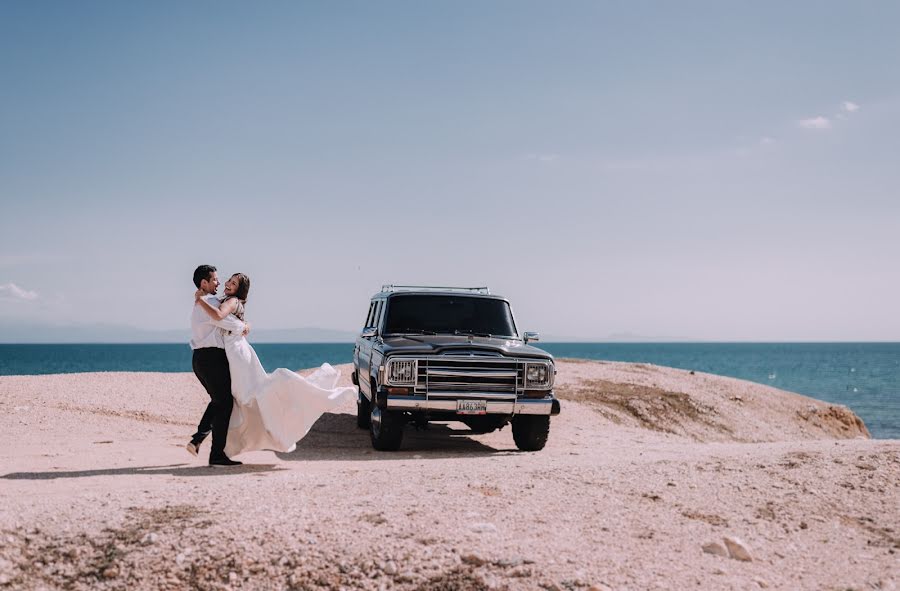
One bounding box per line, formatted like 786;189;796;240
370;403;404;451
512;415;550;451
356;391;371;429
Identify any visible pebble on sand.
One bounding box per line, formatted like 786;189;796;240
461;553;487;566
470;522;498;533
702;542;729;557
723;536;753;562
382;561;398;575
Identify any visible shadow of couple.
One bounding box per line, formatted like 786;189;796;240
3;412;516;480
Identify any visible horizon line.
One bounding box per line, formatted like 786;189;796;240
1;340;899;345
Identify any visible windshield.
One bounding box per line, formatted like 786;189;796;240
383;295;518;338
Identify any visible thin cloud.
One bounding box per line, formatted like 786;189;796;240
759;136;776;146
601;158;652;171
0;283;39;301
797;116;831;130
842;101;860;113
524;153;560;162
0;253;68;266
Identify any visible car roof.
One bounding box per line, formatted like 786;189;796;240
370;291;508;301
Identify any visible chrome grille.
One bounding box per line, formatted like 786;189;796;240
415;357;523;399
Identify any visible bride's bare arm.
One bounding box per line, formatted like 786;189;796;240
194;291;248;335
194;291;238;321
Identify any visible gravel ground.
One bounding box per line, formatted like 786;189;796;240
0;360;897;591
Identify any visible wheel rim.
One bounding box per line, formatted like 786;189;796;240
371;404;382;438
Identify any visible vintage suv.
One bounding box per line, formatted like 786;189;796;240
352;285;560;452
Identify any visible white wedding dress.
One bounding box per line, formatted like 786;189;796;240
220;317;357;457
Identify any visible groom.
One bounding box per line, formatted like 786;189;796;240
188;264;248;467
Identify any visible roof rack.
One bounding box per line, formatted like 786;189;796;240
381;285;491;294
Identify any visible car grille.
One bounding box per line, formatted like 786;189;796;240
414;357;523;399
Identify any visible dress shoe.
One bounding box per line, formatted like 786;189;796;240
186;441;200;457
208;457;243;468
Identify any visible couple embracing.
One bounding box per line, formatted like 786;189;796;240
188;265;356;467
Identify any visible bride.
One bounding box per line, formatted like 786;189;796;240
194;273;356;457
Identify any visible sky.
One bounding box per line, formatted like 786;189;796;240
1;1;899;341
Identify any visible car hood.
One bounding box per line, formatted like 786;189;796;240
379;335;552;360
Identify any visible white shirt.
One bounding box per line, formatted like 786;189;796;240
190;295;246;350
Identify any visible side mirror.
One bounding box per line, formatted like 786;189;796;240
361;327;377;338
523;331;540;343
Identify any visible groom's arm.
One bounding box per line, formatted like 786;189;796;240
209;314;245;334
194;293;245;333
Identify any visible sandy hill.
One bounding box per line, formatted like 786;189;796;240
0;360;896;590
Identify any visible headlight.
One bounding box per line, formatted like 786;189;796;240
525;362;552;389
387;359;417;386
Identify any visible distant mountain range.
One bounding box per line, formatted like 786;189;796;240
552;331;696;343
0;321;359;343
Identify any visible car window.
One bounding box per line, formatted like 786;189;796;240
383;295;518;337
373;301;383;329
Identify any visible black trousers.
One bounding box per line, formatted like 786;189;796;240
191;347;233;460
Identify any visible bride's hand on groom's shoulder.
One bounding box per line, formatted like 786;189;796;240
194;289;204;302
242;322;251;336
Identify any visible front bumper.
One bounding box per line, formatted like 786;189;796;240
385;395;561;416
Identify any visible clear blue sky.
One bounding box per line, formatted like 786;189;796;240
2;1;899;340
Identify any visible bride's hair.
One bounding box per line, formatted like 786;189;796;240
229;273;250;302
223;273;250;320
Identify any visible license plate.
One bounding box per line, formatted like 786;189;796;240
457;399;487;414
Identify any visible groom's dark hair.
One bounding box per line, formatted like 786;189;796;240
193;265;217;288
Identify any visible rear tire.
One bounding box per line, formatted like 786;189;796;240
370;404;404;451
512;415;550;451
356;391;371;429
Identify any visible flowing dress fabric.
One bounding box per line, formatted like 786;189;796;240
221;326;356;457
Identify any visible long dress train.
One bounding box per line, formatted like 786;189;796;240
221;323;357;457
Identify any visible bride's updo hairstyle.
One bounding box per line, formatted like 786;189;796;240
230;273;250;303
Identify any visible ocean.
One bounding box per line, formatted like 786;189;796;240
1;342;897;439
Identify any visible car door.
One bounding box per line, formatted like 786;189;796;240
356;301;378;399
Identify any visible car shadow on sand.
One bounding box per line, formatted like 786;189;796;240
1;463;284;480
276;412;519;462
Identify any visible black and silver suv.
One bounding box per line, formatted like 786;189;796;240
352;285;561;451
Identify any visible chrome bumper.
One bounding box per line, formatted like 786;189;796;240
385;395;560;416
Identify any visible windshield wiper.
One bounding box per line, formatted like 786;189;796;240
453;329;493;338
390;328;437;335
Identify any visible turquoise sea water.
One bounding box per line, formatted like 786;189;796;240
0;342;897;439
